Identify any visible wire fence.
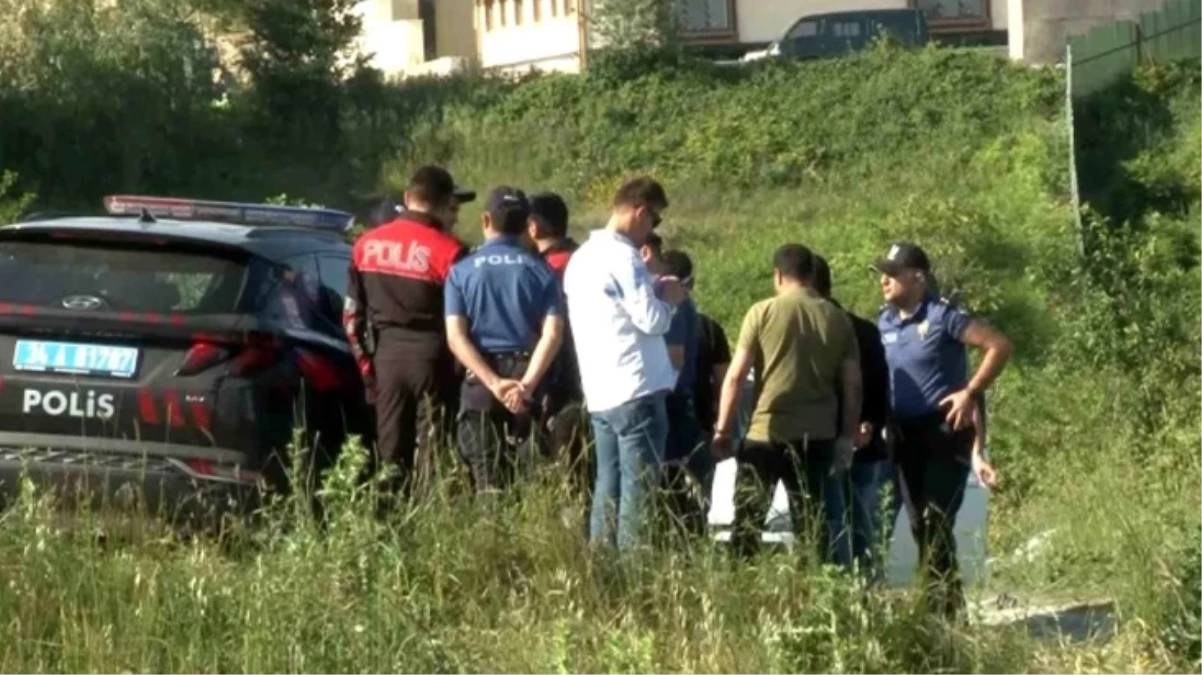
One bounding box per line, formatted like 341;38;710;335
1066;0;1201;99
1062;0;1200;255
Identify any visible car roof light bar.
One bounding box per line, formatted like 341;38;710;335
102;195;354;233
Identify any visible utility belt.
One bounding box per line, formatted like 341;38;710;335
886;410;972;460
461;350;534;415
464;351;532;383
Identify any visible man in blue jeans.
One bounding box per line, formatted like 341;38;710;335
562;177;689;550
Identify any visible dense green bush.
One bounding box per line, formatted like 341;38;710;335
0;170;32;224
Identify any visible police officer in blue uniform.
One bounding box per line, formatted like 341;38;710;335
444;187;565;494
874;242;1011;618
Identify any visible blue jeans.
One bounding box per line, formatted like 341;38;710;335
589;393;669;550
826;460;901;578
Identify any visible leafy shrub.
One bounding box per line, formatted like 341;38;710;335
1158;524;1202;668
0;170;33;223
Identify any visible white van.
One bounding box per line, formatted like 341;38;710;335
707;375;988;588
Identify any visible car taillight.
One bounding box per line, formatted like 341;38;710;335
186;458;215;475
176;342;230;376
295;348;345;392
176;340;281;377
231;345;280;374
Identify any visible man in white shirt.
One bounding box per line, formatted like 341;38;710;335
563;176;689;550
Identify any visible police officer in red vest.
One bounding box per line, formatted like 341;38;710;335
528;192;579;279
344;166;474;499
525;192;589;492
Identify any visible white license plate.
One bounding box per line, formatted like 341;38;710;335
12;340;140;379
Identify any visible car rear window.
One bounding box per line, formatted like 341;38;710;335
0;240;249;313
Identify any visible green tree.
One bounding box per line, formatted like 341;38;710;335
0;0;223;205
233;0;367;155
587;0;686;78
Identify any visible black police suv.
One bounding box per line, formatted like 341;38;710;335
0;195;370;521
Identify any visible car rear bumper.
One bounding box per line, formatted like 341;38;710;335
0;434;262;523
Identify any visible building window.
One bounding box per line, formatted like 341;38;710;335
419;0;436;59
532;0;541;23
833;21;861;38
514;0;523;24
913;0;988;24
565;0;575;15
676;0;734;34
550;0;558;17
787;20;818;39
483;0;494;31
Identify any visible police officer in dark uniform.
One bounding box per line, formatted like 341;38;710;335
445;187;565;494
344;166;474;500
874;242;1010;617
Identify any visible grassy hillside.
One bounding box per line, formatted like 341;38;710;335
0;19;1199;672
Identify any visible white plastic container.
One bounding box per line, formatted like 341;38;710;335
707;374;988;588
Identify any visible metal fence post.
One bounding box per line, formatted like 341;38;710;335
1065;43;1085;259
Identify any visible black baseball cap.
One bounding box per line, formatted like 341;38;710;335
528;192;569;237
485;186;530;232
872;242;931;276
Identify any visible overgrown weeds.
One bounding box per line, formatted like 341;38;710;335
0;445;1037;674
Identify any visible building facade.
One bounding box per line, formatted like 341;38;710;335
467;0;1008;74
1007;0;1172;64
355;0;1018;77
354;0;477;78
475;0;586;73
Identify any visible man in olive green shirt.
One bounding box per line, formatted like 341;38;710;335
712;244;863;559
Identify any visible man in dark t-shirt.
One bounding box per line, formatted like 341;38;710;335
812;255;893;577
693;313;732;435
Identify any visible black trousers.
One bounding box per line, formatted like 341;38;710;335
543;388;591;499
732;438;835;561
371;348;459;499
893;413;974;617
457;353;543;494
662;391;708;538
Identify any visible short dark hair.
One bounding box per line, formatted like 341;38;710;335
660;249;693;282
773;244;816;282
406;165;457;207
811;254;832;298
643;232;664;257
612;176;668;212
528;192;569;238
